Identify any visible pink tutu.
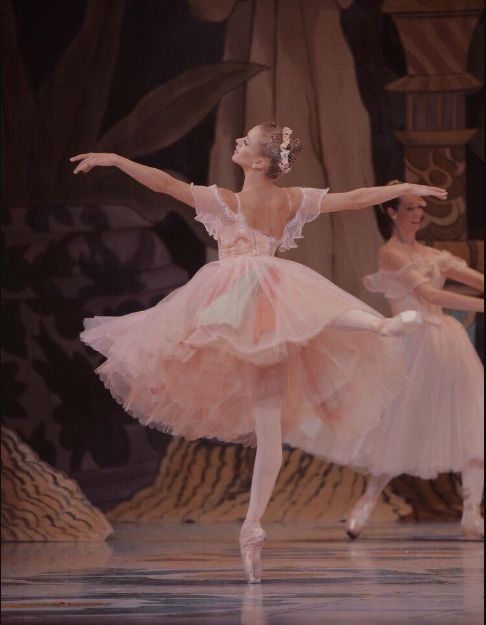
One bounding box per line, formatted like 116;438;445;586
81;184;405;447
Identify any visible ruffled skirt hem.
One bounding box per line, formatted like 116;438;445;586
81;255;406;446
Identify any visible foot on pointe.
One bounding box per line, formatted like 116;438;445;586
461;513;484;541
346;498;376;541
240;520;266;584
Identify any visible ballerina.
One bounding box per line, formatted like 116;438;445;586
71;124;447;582
339;182;483;541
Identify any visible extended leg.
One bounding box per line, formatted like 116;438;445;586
346;473;391;540
334;309;423;337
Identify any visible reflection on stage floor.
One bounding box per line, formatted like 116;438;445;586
1;521;483;624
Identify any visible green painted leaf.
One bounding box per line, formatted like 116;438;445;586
96;61;267;157
187;0;238;22
1;0;34;205
31;0;125;203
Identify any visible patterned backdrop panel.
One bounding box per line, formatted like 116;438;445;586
2;202;206;508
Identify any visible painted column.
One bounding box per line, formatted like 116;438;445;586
383;0;482;241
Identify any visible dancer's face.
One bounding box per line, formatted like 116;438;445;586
232;126;267;173
389;194;426;237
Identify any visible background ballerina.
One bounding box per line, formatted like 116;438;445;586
295;180;484;541
71;123;447;582
345;183;484;541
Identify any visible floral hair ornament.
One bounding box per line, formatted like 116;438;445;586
279;126;293;173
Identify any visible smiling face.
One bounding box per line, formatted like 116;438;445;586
231;126;267;172
388;193;426;237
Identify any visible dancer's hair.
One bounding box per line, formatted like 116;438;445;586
379;180;403;238
380;179;403;216
257;122;303;179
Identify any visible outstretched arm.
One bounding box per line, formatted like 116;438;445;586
444;264;484;293
70;153;195;207
321;182;447;213
382;248;484;314
414;282;484;313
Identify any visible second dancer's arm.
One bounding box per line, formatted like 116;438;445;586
444;264;484;294
382;248;484;314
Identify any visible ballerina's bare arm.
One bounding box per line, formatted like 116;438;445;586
70;153;195;207
381;248;484;314
321;183;447;213
443;264;484;293
411;278;483;313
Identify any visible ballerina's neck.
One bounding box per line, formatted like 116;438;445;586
392;230;419;248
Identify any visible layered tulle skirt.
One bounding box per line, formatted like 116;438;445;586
81;256;406;446
292;314;484;478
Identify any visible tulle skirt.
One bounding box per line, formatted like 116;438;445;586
81;255;406;447
291;315;484;478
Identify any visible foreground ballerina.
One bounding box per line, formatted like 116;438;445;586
71;124;446;582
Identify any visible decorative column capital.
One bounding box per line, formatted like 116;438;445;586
383;0;483;17
395;129;477;146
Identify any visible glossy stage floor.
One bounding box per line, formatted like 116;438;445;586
1;522;483;625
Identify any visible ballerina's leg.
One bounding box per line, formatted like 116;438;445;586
333;309;383;332
346;473;391;540
461;460;484;540
334;309;423;337
246;398;283;522
240;396;283;583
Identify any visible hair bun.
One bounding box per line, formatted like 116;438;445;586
258;121;303;179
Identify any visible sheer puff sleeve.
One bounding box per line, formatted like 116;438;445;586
437;250;468;274
191;184;236;241
280;187;329;252
364;262;430;299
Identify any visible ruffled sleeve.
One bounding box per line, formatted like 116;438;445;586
191;184;236;241
437;250;468;274
364;262;430;299
279;187;329;252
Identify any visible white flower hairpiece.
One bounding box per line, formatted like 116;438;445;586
279;127;293;173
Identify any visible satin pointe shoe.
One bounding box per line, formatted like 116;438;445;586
378;310;424;337
346;497;376;540
240;520;266;584
461;509;484;541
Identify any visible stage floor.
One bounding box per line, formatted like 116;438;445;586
1;521;483;625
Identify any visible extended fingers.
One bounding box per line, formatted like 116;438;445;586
73;158;92;174
433;187;447;199
423;186;447;199
70;153;90;162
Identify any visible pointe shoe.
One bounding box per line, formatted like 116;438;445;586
346;498;376;540
378;310;424;337
461;510;484;541
240;520;266;584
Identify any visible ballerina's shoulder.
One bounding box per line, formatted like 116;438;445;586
217;186;302;228
378;241;430;272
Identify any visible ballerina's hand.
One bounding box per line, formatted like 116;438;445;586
409;184;448;200
70;152;117;174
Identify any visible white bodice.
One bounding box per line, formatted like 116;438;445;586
191;184;329;260
365;249;467;325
